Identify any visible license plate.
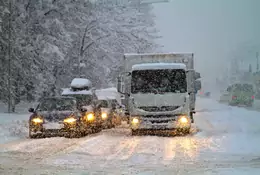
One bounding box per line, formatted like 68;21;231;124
43;123;64;129
151;124;167;129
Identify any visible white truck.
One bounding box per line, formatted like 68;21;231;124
117;53;201;135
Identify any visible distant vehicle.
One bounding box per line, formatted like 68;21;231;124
227;83;255;107
220;83;255;107
28;96;88;138
197;90;211;98
61;78;103;133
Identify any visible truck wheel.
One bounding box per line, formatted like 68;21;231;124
190;112;194;123
177;128;190;136
131;129;139;136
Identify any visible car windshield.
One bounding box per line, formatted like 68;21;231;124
131;69;187;94
37;98;76;111
98;100;109;108
62;94;93;109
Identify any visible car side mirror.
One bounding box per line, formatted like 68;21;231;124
28;108;34;113
80;107;88;112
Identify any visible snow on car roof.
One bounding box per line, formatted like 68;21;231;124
70;78;92;89
97;95;116;100
96;87;119;100
131;63;186;71
61;88;93;95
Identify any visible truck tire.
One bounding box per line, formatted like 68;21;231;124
131;129;139;136
190;112;194;123
177;128;190;136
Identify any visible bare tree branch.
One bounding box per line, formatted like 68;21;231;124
82;34;110;53
25;0;31;11
44;9;61;16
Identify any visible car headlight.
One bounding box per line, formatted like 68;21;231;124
64;117;77;123
85;113;95;121
132;117;139;124
101;112;108;120
178;116;188;124
31;117;43;124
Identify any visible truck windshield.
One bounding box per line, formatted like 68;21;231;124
131;69;187;94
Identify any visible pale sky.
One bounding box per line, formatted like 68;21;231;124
153;0;260;87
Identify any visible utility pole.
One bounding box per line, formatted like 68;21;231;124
8;0;12;113
257;52;259;71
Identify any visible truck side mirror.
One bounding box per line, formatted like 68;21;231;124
28;108;34;113
195;72;201;79
195;80;201;91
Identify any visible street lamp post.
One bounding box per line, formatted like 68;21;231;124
257;52;259;71
7;0;12;113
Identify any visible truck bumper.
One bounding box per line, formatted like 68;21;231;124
130;116;191;131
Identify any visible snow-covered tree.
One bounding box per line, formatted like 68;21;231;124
0;0;160;111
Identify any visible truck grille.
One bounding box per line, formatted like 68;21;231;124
139;106;179;112
142;115;176;123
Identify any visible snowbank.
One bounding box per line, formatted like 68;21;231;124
0;113;29;144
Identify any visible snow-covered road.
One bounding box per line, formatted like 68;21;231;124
1;98;260;174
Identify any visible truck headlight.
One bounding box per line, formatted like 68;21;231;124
101;112;108;120
178;116;188;124
64;117;77;124
132;117;139;124
86;113;95;121
32;117;43;124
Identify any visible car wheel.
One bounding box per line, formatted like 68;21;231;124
29;130;36;139
65;130;83;138
29;128;43;139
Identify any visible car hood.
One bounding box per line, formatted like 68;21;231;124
101;108;111;113
37;110;75;122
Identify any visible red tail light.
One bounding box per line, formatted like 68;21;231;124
252;95;254;99
232;96;237;99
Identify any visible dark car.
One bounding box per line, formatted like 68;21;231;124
61;89;103;133
97;99;121;129
28;96;88;138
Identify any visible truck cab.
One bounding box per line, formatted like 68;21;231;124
118;62;194;135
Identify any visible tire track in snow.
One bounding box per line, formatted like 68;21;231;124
105;136;138;161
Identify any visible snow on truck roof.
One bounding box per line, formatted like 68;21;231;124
61;88;93;95
70;78;92;89
124;53;194;57
132;63;186;71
